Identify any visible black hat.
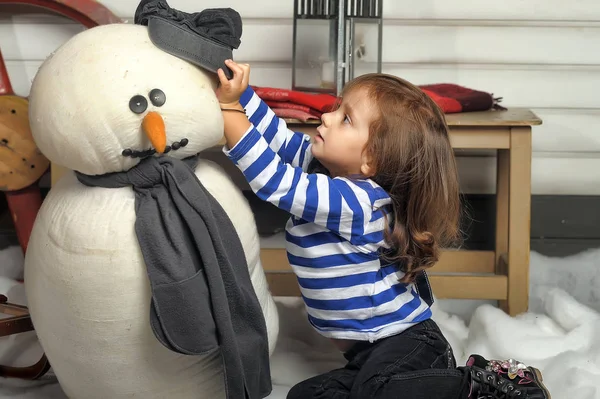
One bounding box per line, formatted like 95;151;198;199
134;0;242;79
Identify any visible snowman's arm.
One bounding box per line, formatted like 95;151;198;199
240;86;314;171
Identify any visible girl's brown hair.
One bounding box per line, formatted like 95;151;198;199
342;73;462;283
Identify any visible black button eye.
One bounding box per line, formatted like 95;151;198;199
129;95;148;114
149;89;166;107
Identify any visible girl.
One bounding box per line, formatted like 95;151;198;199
216;59;550;399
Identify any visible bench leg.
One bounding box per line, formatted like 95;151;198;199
495;149;509;309
504;127;532;316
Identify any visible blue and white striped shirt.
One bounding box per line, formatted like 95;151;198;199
223;87;432;342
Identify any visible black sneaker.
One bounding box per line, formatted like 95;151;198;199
466;354;551;399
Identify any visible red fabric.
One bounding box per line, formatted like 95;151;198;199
251;83;499;116
253;86;337;113
265;101;322;118
420;89;463;113
420;84;495;113
271;108;320;122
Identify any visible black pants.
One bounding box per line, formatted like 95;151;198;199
286;319;471;399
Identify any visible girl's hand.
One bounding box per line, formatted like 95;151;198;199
216;59;250;107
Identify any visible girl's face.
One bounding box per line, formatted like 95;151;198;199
312;86;377;178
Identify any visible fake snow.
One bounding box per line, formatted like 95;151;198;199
1;246;599;398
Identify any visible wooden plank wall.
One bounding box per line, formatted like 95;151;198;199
1;0;599;255
2;0;599;195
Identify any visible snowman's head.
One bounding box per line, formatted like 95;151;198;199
28;23;224;175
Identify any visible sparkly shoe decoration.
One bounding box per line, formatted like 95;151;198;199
466;354;552;398
486;358;534;384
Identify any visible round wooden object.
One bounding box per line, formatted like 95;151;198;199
0;95;49;191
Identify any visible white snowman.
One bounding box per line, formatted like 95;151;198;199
23;20;279;399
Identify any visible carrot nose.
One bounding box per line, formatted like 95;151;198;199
142;111;166;153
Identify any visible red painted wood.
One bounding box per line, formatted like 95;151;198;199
0;49;13;96
5;186;43;254
0;0;121;27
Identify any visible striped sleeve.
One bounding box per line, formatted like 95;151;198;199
224;125;389;240
239;86;314;170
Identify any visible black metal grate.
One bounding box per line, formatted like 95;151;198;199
296;0;381;19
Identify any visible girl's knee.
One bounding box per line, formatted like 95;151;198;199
286;382;307;399
287;372;353;399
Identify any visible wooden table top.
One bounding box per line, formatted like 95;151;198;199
286;108;542;128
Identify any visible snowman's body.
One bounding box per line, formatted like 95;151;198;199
25;161;277;398
24;23;279;398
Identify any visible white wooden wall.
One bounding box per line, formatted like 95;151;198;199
1;0;599;195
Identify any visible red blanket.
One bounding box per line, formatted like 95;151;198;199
263;100;321;122
252;84;503;119
420;84;502;113
270;108;321;122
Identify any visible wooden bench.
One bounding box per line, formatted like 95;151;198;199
51;108;541;317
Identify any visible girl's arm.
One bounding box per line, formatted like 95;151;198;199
217;60;387;241
217;59;313;170
240;86;313;170
224;125;388;242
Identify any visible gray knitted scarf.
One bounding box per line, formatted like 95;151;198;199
75;155;271;399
